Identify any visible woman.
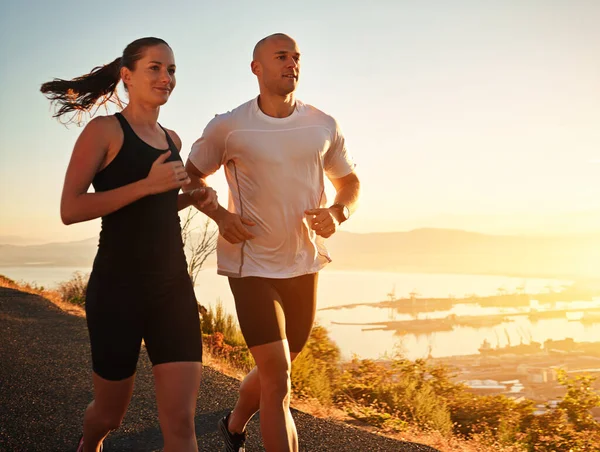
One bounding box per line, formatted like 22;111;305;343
41;37;217;452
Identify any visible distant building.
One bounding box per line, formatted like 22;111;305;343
517;364;560;383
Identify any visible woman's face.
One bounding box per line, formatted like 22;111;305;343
122;44;176;106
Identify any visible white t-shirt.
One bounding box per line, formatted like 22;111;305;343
189;97;355;278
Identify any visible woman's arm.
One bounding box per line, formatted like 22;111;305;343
61;117;189;224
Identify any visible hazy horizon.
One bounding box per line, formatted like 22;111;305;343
3;211;600;246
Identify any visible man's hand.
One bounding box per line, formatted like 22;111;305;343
305;208;338;238
217;210;256;244
190;187;219;213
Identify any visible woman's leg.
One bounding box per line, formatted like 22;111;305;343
153;362;203;452
143;272;203;451
82;372;135;452
83;271;142;452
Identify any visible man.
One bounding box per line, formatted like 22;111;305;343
185;33;360;452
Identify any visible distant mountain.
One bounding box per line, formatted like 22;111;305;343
0;238;98;267
0;236;47;246
1;229;598;279
0;236;217;269
397;210;600;236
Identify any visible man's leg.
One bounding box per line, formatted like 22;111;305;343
251;339;297;451
226;274;318;443
227;351;300;435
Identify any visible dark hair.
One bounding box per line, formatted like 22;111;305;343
41;37;170;125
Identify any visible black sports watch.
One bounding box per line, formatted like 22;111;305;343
329;203;350;224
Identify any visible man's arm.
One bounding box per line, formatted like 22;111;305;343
185;160;255;243
184;160;225;221
305;170;360;238
177;187;218;212
329;171;360;219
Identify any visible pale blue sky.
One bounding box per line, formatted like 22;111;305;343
1;0;600;242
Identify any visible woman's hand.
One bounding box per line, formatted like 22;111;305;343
145;151;191;194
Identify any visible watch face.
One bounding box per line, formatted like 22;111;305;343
342;205;350;220
331;204;349;223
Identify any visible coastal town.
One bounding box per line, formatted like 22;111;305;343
324;281;600;419
435;338;600;405
430;336;600;424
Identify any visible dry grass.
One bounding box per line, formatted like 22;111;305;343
382;428;525;452
291;397;351;422
0;274;85;317
201;348;248;381
284;396;525;452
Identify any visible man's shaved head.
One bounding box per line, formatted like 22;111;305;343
253;33;296;60
251;33;300;97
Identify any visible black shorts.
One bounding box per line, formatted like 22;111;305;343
85;270;202;381
228;273;318;353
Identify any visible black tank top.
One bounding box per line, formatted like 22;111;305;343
91;113;187;275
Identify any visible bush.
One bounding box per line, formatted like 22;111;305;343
56;271;89;306
557;370;600;432
450;393;534;443
203;331;254;372
201;298;246;346
520;408;600;451
291;324;341;405
201;299;254;371
337;357;454;434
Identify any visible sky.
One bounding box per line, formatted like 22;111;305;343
1;0;600;243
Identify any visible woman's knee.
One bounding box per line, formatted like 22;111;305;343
162;408;196;438
88;404;125;432
90;372;134;432
103;415;124;432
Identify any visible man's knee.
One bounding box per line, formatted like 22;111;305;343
239;372;260;399
259;368;291;400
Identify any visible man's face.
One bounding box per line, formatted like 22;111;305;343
253;37;300;96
